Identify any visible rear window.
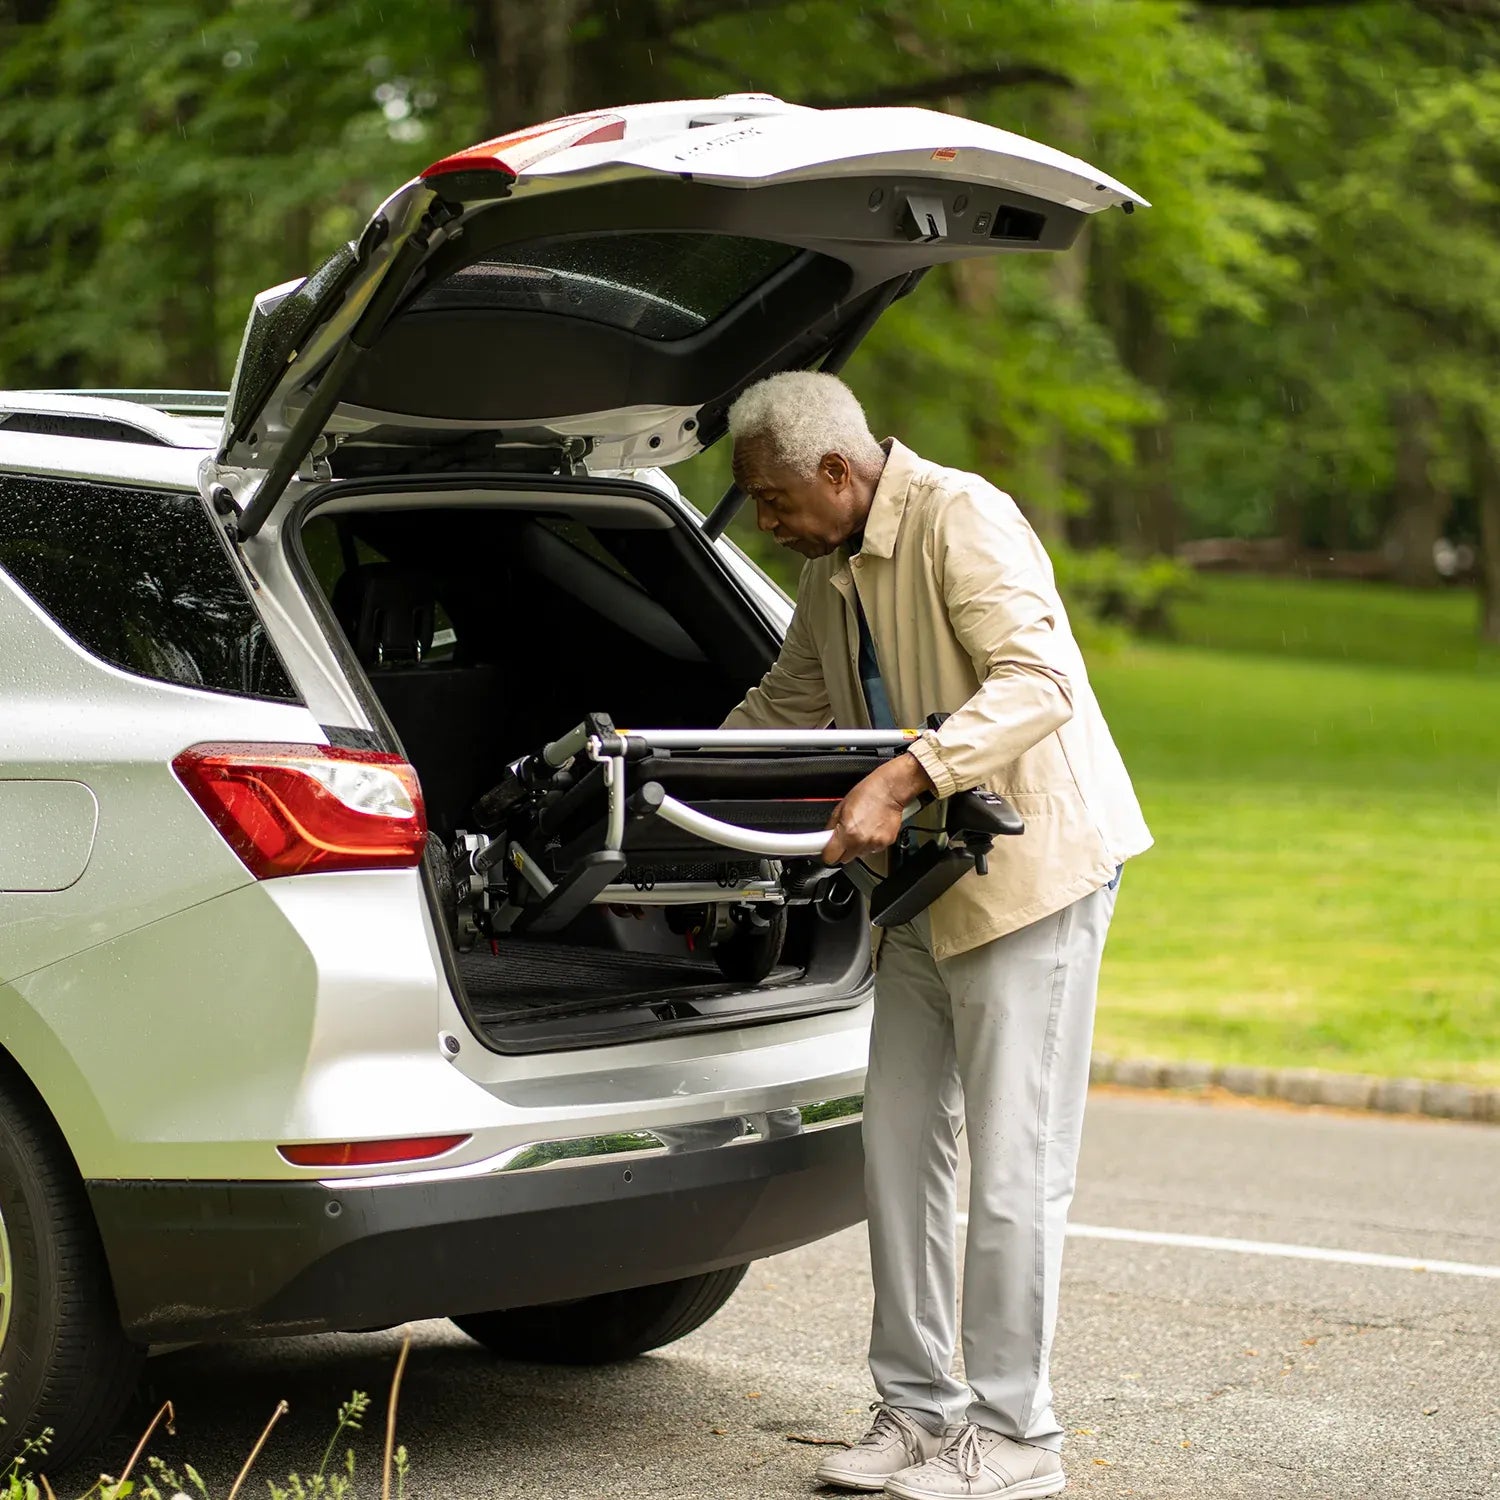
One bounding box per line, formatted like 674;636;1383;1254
0;474;299;701
409;232;801;340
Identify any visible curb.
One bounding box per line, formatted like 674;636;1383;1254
1089;1055;1500;1124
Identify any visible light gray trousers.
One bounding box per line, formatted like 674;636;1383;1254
863;880;1117;1452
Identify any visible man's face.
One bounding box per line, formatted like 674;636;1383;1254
732;438;855;560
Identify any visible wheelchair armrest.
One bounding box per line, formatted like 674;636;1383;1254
946;788;1025;839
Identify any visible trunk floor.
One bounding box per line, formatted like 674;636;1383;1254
458;939;800;1028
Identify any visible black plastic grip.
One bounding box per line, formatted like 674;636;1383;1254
946;788;1024;839
869;843;977;928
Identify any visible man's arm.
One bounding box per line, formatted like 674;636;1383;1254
721;570;833;730
905;486;1075;800
821;749;934;866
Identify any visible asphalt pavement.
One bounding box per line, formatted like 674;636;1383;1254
83;1092;1500;1500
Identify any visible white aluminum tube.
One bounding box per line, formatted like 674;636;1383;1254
619;728;916;752
654;793;835;857
602;754;625;851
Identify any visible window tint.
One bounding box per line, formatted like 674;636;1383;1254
0;474;299;701
410;233;801;340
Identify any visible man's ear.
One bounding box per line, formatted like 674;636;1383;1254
820;451;851;489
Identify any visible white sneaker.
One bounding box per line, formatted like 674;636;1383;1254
814;1403;950;1492
884;1423;1064;1499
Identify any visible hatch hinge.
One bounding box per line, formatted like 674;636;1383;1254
558;436;591;476
298;432;342;483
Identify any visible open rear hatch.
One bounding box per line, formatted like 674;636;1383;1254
205;94;1144;536
209;96;1144;1051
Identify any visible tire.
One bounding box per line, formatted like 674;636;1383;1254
451;1264;750;1365
0;1064;143;1469
713;904;788;985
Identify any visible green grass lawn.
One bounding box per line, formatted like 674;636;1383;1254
1090;576;1500;1084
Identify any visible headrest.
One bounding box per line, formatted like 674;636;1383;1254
331;563;438;668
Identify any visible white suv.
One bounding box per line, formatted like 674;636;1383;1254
0;95;1141;1464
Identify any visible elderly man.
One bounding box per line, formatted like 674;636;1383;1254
720;371;1151;1500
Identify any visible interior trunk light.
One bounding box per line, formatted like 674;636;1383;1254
172;742;427;879
278;1134;471;1168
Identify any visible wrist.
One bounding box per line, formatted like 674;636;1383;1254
885;751;935;804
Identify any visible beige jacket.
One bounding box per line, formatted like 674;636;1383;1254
724;439;1152;961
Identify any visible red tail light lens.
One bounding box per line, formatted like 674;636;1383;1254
173;742;426;879
278;1134;470;1168
421;113;625;180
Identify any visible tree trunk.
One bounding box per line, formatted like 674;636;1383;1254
157;195;220;389
1099;271;1177;556
1386;389;1444;588
1024;91;1093;546
1470;411;1500;643
472;0;584;137
1021;229;1089;545
278;203;313;286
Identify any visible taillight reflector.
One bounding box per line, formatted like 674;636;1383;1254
279;1134;471;1168
421;114;625;180
420;153;518;181
172;742;426;879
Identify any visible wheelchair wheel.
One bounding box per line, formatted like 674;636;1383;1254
712;904;788;985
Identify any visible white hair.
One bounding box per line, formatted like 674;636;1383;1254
727;370;883;477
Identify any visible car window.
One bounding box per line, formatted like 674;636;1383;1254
408;233;802;341
0;473;299;702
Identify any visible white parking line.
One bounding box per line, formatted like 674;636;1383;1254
952;1216;1500;1280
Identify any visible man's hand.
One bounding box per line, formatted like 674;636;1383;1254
823;752;936;866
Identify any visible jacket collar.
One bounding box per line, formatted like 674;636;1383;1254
855;438;922;560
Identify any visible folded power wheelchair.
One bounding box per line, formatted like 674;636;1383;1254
439;713;1024;983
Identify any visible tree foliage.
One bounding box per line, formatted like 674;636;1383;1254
1;0;1496;636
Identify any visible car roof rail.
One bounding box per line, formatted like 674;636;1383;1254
0;390;222;448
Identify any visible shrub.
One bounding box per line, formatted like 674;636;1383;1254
1050;547;1195;638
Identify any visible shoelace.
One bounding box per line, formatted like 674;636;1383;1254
932;1423;986;1481
856;1402;920;1453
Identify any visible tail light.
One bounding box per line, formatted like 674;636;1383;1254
421;113;625;181
278;1134;470;1168
173;742;426;879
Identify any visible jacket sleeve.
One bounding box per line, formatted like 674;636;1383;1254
721;568;833;730
905;486;1074;799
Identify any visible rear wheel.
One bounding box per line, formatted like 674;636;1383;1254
0;1067;143;1468
713;905;788;985
451;1264;750;1364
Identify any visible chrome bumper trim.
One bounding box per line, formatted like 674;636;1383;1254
499;1093;863;1174
317;1095;863;1189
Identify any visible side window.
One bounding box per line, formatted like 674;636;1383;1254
0;473;299;702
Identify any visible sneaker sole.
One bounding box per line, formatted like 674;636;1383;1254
814;1469;894;1492
885;1473;1065;1500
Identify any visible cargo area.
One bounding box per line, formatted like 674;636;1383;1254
296;481;870;1052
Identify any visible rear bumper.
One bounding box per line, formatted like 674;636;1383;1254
87;1119;866;1344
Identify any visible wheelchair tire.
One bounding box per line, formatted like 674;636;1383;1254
712;904;788;985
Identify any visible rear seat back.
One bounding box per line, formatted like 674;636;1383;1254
331;563;503;834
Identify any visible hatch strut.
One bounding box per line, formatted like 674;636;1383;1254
231;204;456;542
701;272;917;542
